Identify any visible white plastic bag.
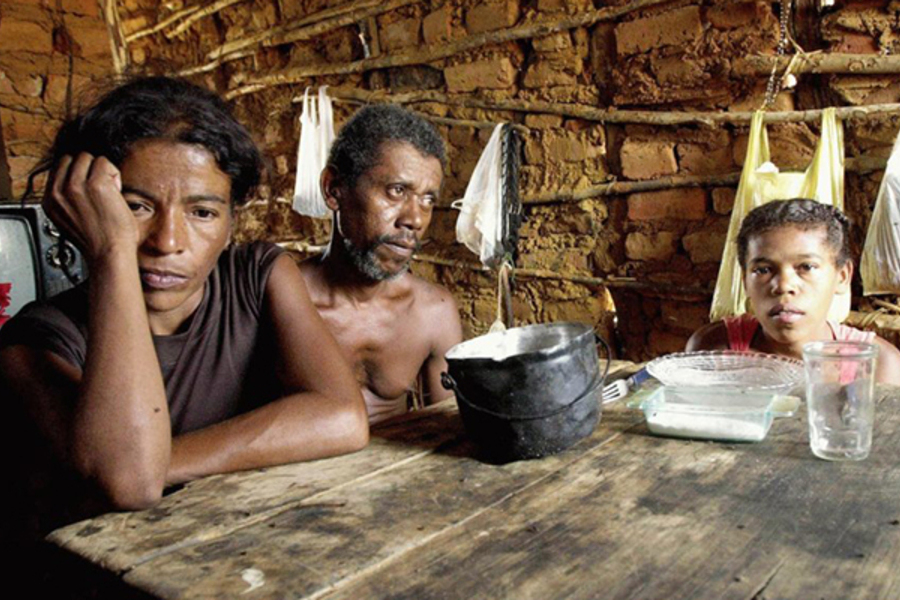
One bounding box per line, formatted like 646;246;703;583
453;124;505;266
861;130;900;295
292;86;334;219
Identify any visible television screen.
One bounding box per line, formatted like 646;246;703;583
0;215;39;321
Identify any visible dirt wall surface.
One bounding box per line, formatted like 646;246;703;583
0;0;115;199
5;0;900;359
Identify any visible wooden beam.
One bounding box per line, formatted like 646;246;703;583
734;53;900;76
100;0;128;75
125;4;201;43
204;0;396;61
412;254;712;297
166;0;248;39
224;0;676;99
515;155;886;205
324;88;900;126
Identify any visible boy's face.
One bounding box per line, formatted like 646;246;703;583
743;225;851;347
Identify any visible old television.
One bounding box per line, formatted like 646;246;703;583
0;202;85;321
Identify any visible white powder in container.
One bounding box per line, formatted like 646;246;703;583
646;411;768;442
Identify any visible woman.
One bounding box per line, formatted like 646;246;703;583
0;76;368;533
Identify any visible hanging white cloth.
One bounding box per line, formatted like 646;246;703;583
453;124;505;267
292;86;335;219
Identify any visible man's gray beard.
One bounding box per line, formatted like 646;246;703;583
342;237;410;282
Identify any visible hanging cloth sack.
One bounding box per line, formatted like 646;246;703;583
292;86;335;219
453;124;506;267
861;130;900;295
710;107;848;322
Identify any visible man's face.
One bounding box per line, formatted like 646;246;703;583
120;139;232;322
332;141;442;281
743;225;850;346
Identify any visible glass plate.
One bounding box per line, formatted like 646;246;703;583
645;350;804;391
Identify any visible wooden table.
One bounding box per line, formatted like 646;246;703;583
49;372;900;599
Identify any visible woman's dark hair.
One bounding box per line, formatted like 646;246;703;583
327;103;446;188
32;76;262;205
737;198;852;267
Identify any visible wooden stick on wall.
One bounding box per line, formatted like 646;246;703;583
323;88;900;126
166;0;248;39
223;0;675;99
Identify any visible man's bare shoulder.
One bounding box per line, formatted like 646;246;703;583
406;273;459;316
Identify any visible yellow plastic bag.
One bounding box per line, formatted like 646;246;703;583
861;129;900;295
710;108;848;322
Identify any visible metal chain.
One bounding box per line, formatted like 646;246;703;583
763;0;793;108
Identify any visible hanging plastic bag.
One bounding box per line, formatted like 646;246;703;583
861;130;900;295
453;124;505;266
710;107;848;322
292;86;334;219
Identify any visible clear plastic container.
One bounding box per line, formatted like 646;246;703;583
629;386;800;442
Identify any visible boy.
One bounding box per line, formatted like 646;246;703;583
687;198;900;384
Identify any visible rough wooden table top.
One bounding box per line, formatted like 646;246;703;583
49;376;900;600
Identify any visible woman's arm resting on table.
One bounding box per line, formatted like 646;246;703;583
166;255;368;485
1;154;174;511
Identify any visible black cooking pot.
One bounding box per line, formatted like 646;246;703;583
442;322;610;463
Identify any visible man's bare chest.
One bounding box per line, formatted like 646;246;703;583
317;303;432;399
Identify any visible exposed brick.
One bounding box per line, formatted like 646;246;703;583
648;329;689;355
120;15;150;36
524;134;544;164
620;139;677;180
627;189;707;221
0;15;52;55
524;113;563;129
444;57;517;92
466;0;519;35
523;56;580;88
712;187;736;214
615;6;702;56
380;17;420;52
65;15;111;59
830;32;879;54
423;5;452;45
543;295;607;325
660;301;709;332
677;143;733;175
707;1;768;30
682;228;727;263
625;231;677;261
652;55;703;87
546;133;587;162
533;32;572;53
61;0;101;18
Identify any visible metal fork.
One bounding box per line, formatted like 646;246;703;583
602;368;651;404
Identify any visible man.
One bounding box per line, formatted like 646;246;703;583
299;104;463;425
0;77;368;550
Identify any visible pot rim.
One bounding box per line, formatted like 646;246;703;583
445;321;597;363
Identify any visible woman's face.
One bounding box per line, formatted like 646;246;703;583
119;139;232;331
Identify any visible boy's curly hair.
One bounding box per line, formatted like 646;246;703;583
737;199;851;268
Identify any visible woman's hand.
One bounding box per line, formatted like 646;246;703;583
43;153;140;264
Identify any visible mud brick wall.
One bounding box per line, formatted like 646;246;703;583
10;0;900;360
0;0;115;199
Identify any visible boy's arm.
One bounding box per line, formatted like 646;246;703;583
686;321;730;352
873;336;900;386
165;255;368;485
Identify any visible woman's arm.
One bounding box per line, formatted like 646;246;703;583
166;255;368;485
41;154;172;509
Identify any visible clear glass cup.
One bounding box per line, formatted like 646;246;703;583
802;341;878;461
